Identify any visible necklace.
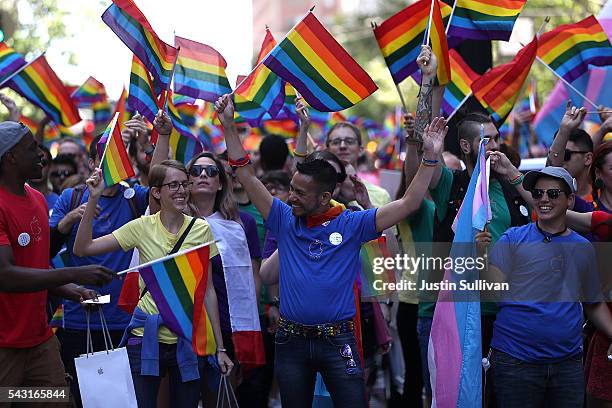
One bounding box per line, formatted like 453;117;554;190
535;222;567;243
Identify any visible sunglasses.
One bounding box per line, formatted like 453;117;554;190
530;188;567;200
189;164;220;178
50;170;74;178
563;149;589;162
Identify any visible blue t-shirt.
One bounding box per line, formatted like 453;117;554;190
49;184;149;331
490;223;599;362
265;198;379;324
46;192;59;217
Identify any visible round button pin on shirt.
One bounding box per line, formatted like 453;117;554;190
329;232;343;246
124;187;135;199
17;232;30;247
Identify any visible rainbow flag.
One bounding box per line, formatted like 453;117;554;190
446;0;527;42
537;16;612;83
428;0;451;85
373;0;452;85
442;50;480;117
19;116;69;144
138;244;216;355
93;100;113;126
197;123;225;154
127;54;159;124
429;138;488;408
261;119;298;139
71;76;107;108
174;36;232;102
359;236;395;300
471;37;537;125
235;28;286;126
262;12;377;112
98;113;135;186
166;91;203;163
113;87;131;126
0;42;26;84
49;304;64;333
102;0;178;91
7;55;81;127
176;102;199;128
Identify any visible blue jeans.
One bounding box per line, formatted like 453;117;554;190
274;329;367;408
492;349;584;408
416;316;433;396
126;340;200;408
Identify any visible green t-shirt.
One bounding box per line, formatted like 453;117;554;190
429;167;513;316
239;201;266;250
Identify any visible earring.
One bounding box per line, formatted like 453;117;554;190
595;178;604;189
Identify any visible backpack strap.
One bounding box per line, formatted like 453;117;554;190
69;185;86;212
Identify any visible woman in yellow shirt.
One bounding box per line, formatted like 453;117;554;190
74;160;232;408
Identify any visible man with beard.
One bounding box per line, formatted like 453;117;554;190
124;114;154;187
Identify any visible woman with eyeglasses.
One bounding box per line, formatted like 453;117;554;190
73;160;231;408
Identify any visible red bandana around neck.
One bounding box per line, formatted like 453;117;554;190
306;204;344;228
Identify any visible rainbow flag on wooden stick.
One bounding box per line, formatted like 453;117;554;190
98;112;135;186
262;11;377;112
427;0;451;86
136;243;216;356
446;0;527;42
174;36;232;102
537;16;612;83
373;0;452;85
471;37;538;125
102;0;177;91
6;55;81;127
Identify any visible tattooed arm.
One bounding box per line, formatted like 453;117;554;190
414;45;445;189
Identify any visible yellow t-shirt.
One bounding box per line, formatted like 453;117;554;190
112;212;218;344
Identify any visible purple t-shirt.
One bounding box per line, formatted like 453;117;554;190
211;212;261;334
262;231;277;259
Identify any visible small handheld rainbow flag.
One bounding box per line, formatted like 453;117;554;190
471;37;538;125
442;50;481;118
537;16;612;83
127;54;159;124
71;76;107;108
93;100;113;126
426;0;451;86
261;119;298;139
262;11;378;112
373;0;452;85
446;0;527;42
0;42;26;84
98;112;135;186
102;0;178;91
174;36;232;103
135;243;216;356
49;304;64;333
359;236;396;300
7;55;81;127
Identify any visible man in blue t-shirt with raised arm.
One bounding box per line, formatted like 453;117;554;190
215;94;446;408
476;167;612;408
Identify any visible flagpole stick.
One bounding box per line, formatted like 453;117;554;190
163;46;181;110
116;240;217;275
534;57;598;108
425;0;435;47
444;0;458;35
536;16;550;36
447;92;472;121
294;89;318;149
97;112;120;170
0;52;45;88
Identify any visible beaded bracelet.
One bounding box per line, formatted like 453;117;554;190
421;157;439;167
509;173;525;186
228;154;251;168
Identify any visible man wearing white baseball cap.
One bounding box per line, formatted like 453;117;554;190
476;166;612;407
0;121;114;392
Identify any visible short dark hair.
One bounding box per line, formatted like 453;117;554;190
457;112;493;144
51;154;78;174
304;150;347;183
89;134;104;162
295;159;337;194
39;144;52;164
568;129;593;153
259;135;289;171
326;122;362;146
259;170;291;188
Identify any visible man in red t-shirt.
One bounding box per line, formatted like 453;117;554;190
0;121;114;390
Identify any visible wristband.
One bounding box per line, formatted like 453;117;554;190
293;151;309;158
228;154;251;168
421;157;439;167
509;174;524;186
217;348;227;353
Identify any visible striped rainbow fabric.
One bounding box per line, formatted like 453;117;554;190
71;76;107;108
165;91;203;164
127;54;159;123
442;50;480;117
359;236;395;300
373;0;452;85
446;0;527;42
471;37;538;125
138;244;216;356
20;116;74;144
93;100;112;126
174;36;232;102
0;42;26;84
49;304;64;333
98;113;135;186
429;0;451;86
537;16;612;83
113;87;132;127
261;119;298;139
262;12;378;112
428;138;487;408
102;0;178;91
7;55;81;127
235;28;285;126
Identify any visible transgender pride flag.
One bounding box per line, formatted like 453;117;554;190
429;137;490;408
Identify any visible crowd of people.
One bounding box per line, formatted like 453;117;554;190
0;44;611;408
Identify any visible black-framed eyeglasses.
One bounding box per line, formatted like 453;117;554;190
563;150;589;162
50;170;74;178
160;181;193;192
328;137;359;147
190;164;220;178
531;188;567;200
